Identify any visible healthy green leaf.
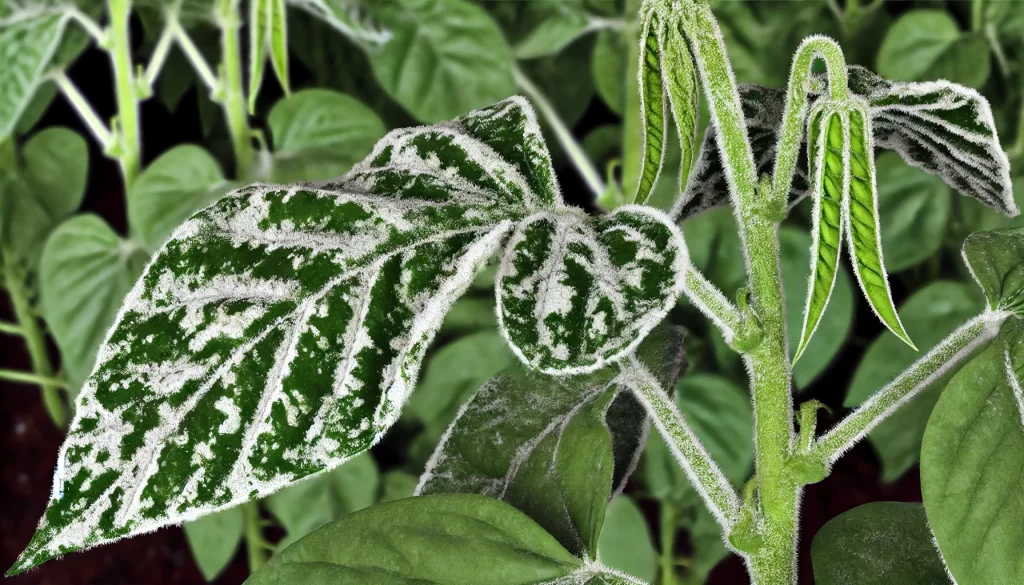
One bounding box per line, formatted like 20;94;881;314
685;505;731;583
794;105;845;362
267;89;386;183
378;470;417;503
660;15;698;198
1;126;88;267
248;0;270;114
591;29;627;116
0;13;68;140
9;97;559;574
496;206;686;374
781;227;853;389
418;324;685;559
39;215;149;396
367;0;516;124
642;373;753;504
921;321;1024;585
845;101;914;350
182;506;244;582
127;145;229;252
633;7;666;206
962;227;1024;316
811;502;951;585
845;281;984;481
265;453;379;550
438;296;497;335
287;0;390;48
246;494;584;585
875;152;951;272
268;0;289;96
513;4;589;60
877;9;990;89
597;495;658;585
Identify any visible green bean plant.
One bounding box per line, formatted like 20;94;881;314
4;0;1024;584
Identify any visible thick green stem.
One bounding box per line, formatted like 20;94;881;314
513;67;605;199
811;311;1011;465
217;0;254;179
2;254;66;427
108;0;141;187
679;3;797;582
660;503;678;585
770;36;848;212
244;500;268;573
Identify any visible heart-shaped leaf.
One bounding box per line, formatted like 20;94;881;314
811;502;951;585
597;495;658;584
418;324;685;559
922;321;1024;585
182;506;244;582
497;206;686;374
962;227;1024;316
877;10;990;89
8;97;558;574
0;13;68;139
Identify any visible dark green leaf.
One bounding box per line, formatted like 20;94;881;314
183;507;244;582
877;10;990;89
378;470;417;503
811;502;951;585
367;0;516;123
265;453;379;550
962;227;1024;316
438;297;497;335
268;89;385;183
921;321;1024;585
845;282;984;481
597;495;658;584
245;494;583;585
592;29;627;116
513;5;590;60
127;145;228;252
876;152;951;272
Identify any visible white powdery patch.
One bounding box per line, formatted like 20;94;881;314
188;304;267;352
1005;348;1024;432
213;396;241;434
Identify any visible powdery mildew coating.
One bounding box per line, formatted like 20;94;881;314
418;325;686;559
672;68;1016;223
496;205;687;375
11;96;563;573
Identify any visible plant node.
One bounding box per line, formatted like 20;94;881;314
728;287;763;352
728;478;764;554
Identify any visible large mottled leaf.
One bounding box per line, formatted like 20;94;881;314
127;145;230;252
245;494;645;585
845;282;984;481
1;126;88;268
264;452;379;550
962;227;1024;317
418;324;685;559
267;89;385;183
497;206;686;374
39;215;149;397
921;321;1024;585
811;502;951;585
366;0;516;124
844;102;914;349
673;67;1015;221
0;13;68;139
8;97;558;574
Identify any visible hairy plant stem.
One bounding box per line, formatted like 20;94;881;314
810;310;1012;465
513;67;605;200
217;0;254;179
108;0;141;187
679;3;797;582
659;502;678;585
2;252;66;428
244;500;268;572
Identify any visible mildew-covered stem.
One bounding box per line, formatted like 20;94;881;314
682;268;743;343
811;310;1012;465
770;36;848;213
624;355;740;530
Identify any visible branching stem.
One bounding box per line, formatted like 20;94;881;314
53;72;113;149
0;321;24;336
67;8;107;45
513;67;606;199
659;502;678;585
143;24;176;90
172;25;220;93
810;310;1012;465
682;268;744;343
0;369;70;390
623;355;740;530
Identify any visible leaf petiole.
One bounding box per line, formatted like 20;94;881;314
0;370;69;390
